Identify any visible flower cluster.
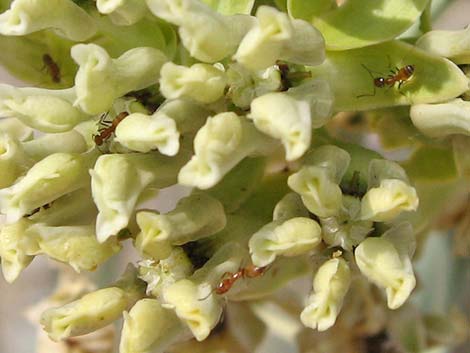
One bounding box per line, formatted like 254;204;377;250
0;0;469;352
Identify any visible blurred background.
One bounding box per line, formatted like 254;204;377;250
0;0;469;352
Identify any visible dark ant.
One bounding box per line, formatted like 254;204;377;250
24;202;52;217
42;54;61;83
276;61;312;91
93;111;129;146
357;63;415;98
199;264;268;300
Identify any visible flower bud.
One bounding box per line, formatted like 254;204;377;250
300;258;351;331
162;242;245;341
416;25;470;64
0;132;29;188
97;0;147;26
0;218;38;283
146;0;254;62
22;130;88;161
159;62;227;104
138;248;193;299
29;223;121;272
163;279;222;342
72;44;167;114
288;144;349;218
249;79;332;161
120;299;188;353
410;99;470;138
0;153;91;222
249;217;322;267
178;112;275;189
249;92;311;161
0;85;90;133
114;111;179;155
355;223;416;309
361;179;418;222
0;0;96;40
234;6;324;70
135;193;226;260
91;152;189;242
40;265;145;341
0;117;33;141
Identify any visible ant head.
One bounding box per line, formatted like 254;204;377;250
405;65;415;75
374;77;386;88
93;135;103;145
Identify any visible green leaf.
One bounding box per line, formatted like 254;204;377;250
287;0;336;21
308;40;469;112
306;0;429;50
201;0;254;15
368;107;423;149
402;145;457;182
0;31;77;88
91;14;177;59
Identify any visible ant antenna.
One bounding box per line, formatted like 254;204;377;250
357;64;378;98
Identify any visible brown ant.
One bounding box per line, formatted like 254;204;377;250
93;111;129;146
199;264;268;300
357;63;415;98
42;54;61;83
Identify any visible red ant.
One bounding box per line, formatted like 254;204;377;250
357;63;415;98
42;54;61;83
200;264;268;300
93;111;129;146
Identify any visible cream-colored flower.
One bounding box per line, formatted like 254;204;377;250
0;85;90;133
0;153;92;222
416;25;470;64
72;44;167;114
114;111;180;155
138;248;193;299
135;193;226;260
160;62;227;104
355;223;416;309
91;151;189;242
120;298;188;353
0;218;37;283
178;112;275;189
234;6;324;71
0;0;96;40
96;0;147;25
361;179;418;222
146;0;254;62
249;217;322;267
0;132;29;189
40;266;145;341
410;99;470;137
300;258;351;331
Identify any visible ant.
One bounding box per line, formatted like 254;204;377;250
357;62;415;98
200;264;268;300
24;202;52;217
42;54;61;83
276;61;312;91
93;111;129;146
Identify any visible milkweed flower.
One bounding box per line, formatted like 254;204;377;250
0;0;468;352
